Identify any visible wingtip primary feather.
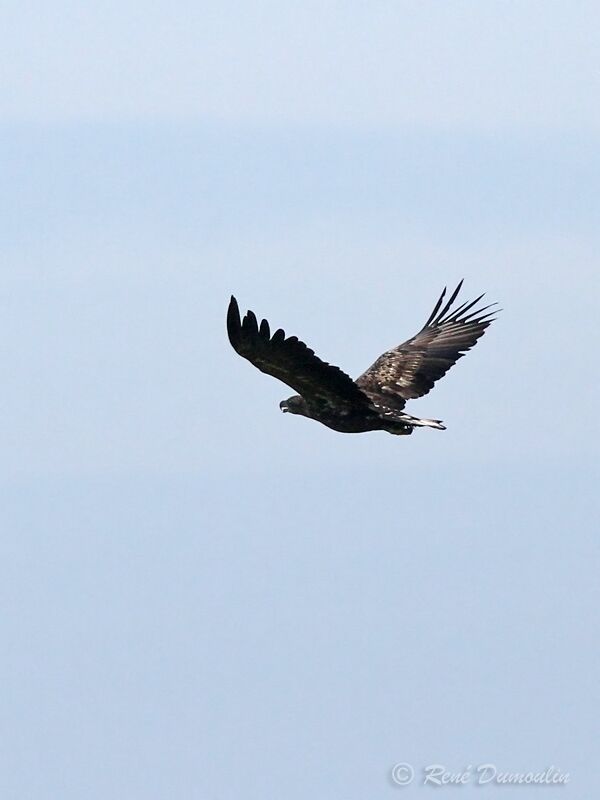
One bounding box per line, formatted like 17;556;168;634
423;285;447;328
227;295;242;349
432;280;464;325
243;309;259;336
259;318;270;338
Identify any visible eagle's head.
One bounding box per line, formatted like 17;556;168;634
279;395;308;416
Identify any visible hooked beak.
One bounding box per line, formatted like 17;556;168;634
279;401;288;413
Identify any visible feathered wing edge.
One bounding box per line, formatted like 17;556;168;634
422;279;498;331
227;296;371;406
356;280;499;403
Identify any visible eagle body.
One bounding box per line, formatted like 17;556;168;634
227;281;497;436
278;394;414;435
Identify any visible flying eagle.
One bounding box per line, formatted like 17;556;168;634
227;281;498;435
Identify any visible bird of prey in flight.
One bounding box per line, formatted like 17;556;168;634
227;281;498;435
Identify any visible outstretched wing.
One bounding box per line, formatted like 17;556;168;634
356;281;498;409
227;296;371;409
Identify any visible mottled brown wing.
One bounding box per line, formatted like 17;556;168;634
227;296;371;409
356;281;498;410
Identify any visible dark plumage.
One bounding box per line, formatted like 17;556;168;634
227;281;498;435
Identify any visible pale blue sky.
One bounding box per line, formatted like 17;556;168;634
1;3;599;799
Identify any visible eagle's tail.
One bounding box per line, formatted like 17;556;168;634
400;412;446;430
377;404;446;431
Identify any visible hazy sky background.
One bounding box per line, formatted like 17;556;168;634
1;2;599;798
